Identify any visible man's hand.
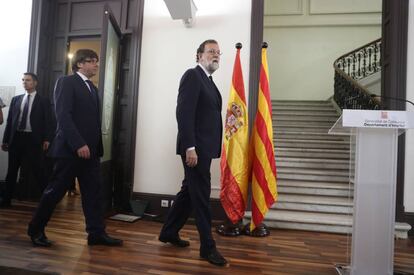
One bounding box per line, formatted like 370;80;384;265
185;149;198;167
1;143;8;152
77;145;90;159
42;141;50;151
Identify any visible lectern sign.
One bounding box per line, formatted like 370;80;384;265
342;109;414;129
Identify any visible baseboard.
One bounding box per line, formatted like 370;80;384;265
131;192;227;222
405;212;414;236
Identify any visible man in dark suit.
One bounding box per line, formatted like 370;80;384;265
159;40;227;266
27;49;123;247
0;73;52;207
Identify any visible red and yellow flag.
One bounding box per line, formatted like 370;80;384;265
250;45;278;231
220;45;249;224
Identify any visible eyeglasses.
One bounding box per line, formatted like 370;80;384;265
84;59;99;65
204;49;222;56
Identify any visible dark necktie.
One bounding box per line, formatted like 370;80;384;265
85;80;96;93
209;75;213;82
18;94;30;131
85;80;99;108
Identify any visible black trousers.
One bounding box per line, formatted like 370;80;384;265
28;157;105;236
160;156;216;253
3;132;46;202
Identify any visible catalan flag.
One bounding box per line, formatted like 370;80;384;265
220;43;249;224
250;44;278;231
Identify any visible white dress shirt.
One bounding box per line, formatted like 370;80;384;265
18;91;37;132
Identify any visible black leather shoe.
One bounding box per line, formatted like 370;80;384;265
200;249;227;266
159;235;190;247
88;233;123;246
30;232;52;247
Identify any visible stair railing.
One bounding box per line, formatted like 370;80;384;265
333;38;382;110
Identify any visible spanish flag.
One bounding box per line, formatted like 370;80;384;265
220;43;249;224
250;43;278;231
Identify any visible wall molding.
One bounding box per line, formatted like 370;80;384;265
264;0;303;16
264;0;382;28
264;14;381;28
309;0;382;15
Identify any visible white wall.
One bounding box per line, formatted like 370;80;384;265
264;0;382;100
133;0;251;197
0;1;32;178
404;0;414;212
358;72;381;95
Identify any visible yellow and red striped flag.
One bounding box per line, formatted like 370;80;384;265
220;43;249;224
250;44;278;231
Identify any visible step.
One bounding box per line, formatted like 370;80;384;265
277;172;349;183
272;201;352;214
272;105;335;111
273;120;335;127
275;140;350;150
273;110;338;116
272;100;332;105
276;157;349;170
276;149;349;160
246;210;351;234
278;167;348;177
272;103;333;108
275;126;332;133
276;179;353;198
275;138;349;145
277;194;352;206
273;115;338;123
275;131;348;141
278;179;353;190
243;210;411;238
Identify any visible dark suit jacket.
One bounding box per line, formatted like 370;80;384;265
176;65;223;159
2;93;52;147
48;73;103;158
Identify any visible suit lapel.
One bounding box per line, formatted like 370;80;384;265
30;94;39;119
209;78;222;110
195;66;222;109
73;74;99;112
13;95;24;125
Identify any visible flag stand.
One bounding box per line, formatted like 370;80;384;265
242;222;270;237
216;219;243;237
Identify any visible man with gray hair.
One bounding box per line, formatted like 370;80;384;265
159;40;227;266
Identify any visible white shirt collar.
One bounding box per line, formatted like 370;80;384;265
198;64;212;79
25;91;37;97
76;71;89;81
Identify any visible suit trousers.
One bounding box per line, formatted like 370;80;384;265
4;132;46;202
160;156;216;253
28;157;105;236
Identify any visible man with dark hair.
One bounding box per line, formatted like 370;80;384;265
27;49;123;247
159;40;227;266
0;72;52;207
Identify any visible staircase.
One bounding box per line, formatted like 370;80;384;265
245;99;411;238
